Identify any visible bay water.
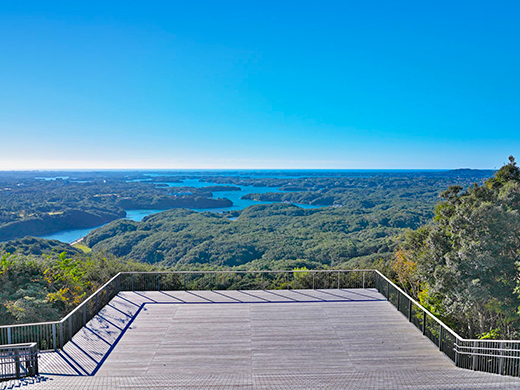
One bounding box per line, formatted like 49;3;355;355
39;180;323;243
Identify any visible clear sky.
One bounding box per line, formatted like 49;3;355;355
0;1;518;170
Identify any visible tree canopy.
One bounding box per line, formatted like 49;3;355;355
396;156;520;338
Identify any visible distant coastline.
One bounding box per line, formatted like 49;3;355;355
0;169;495;244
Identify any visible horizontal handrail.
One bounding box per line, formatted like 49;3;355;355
457;338;520;344
119;269;375;275
373;270;463;340
0;343;37;349
0;321;59;329
455;351;520;359
456;344;520;352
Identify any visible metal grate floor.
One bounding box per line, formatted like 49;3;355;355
2;289;520;389
3;369;520;389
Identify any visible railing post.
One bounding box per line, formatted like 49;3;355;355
422;311;427;335
362;271;365;289
386;279;390;298
158;274;161;291
69;317;73;343
499;341;504;374
52;323;57;351
312;271;315;289
33;345;39;375
14;349;20;378
472;340;477;370
29;346;35;376
438;324;442;350
7;326;12;344
337;270;340;289
83;305;87;326
454;338;459;366
28;346;34;376
96;294;99;314
397;290;400;312
60;321;64;349
286;272;289;289
408;299;412;322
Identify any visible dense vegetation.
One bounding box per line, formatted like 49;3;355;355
0;237;83;256
0;169;491;242
77;170;492;270
0;250;159;324
238;170;494;208
394;157;520;339
83;203;422;268
0;174;233;241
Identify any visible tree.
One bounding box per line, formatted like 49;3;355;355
397;156;520;338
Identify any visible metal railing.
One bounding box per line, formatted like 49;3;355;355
0;343;38;381
0;272;121;351
117;269;375;292
455;340;520;376
373;270;520;377
0;269;520;377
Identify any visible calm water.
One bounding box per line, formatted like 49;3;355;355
35;176;70;181
39;225;105;243
161;179;287;212
39;179;325;243
125;209;166;222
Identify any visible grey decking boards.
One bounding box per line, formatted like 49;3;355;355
98;299;452;376
3;289;520;389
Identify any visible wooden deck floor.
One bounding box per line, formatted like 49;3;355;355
3;289;520;389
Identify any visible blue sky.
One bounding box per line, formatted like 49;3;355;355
0;1;518;170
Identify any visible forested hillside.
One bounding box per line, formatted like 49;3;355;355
239;171;493;208
394;156;520;339
78;170;494;268
84;203;424;268
0;251;158;325
0;175;232;241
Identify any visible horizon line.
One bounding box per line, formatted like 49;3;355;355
0;167;495;172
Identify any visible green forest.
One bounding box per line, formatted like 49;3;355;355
0;169;492;242
0;174;232;241
394;156;520;339
1;163;520;341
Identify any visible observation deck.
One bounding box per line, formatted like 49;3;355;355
2;271;520;389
